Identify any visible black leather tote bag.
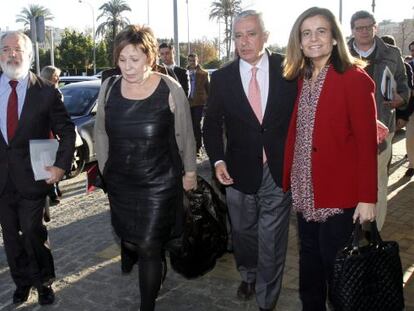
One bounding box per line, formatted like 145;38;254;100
331;221;404;311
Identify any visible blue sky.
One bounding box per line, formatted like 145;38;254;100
0;0;413;46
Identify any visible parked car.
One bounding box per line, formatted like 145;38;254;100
61;80;101;178
59;75;99;87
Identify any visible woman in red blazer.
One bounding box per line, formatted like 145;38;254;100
282;7;378;311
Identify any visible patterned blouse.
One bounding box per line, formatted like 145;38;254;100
291;65;343;222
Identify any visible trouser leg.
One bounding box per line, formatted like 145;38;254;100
406;115;414;168
255;166;291;309
0;191;54;288
226;186;258;284
297;215;327;311
319;209;354;307
0;192;31;287
18;196;55;288
190;106;204;153
226;165;291;309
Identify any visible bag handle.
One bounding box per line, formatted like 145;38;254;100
350;221;383;253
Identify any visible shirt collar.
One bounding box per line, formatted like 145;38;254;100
0;72;29;94
353;40;376;58
239;52;269;75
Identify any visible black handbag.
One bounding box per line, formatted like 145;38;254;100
330;221;405;311
166;176;228;279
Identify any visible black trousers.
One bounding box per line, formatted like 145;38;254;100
0;179;55;288
297;209;354;311
190;105;204;153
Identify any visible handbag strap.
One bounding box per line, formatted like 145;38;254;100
367;220;383;245
350;221;383;252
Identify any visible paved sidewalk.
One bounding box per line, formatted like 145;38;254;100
0;131;413;310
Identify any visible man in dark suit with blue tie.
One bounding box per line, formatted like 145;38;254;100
203;10;297;311
0;31;75;305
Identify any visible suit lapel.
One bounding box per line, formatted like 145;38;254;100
229;59;262;126
263;51;281;125
0;73;6;145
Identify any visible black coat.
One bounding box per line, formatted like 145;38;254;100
203;52;297;193
171;66;190;97
0;72;75;199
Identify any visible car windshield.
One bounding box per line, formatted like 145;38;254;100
61;87;98;116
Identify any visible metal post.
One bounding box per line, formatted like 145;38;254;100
79;0;96;75
218;21;221;60
50;27;54;66
35;41;40;75
372;0;376;13
147;0;150;25
173;0;179;66
339;0;343;23
186;0;190;54
30;17;40;75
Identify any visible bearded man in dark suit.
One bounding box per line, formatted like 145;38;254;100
203;10;297;311
0;31;75;306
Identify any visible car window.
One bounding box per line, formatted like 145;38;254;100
61;87;99;116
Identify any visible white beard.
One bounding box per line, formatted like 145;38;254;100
0;58;30;80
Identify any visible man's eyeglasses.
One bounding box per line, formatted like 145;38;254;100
354;24;375;33
1;47;25;55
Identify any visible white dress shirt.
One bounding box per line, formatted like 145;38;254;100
0;73;29;144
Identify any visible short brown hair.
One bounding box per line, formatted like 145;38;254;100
283;7;364;80
350;10;376;29
113;25;158;67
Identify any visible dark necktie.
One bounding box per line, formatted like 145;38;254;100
7;80;19;141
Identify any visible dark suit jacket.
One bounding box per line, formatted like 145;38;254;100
0;72;76;199
171;66;190;97
203;51;297;194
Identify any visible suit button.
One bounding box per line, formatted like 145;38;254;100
260;127;266;133
312;147;317;152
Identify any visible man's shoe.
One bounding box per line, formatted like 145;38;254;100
37;286;55;305
13;286;32;304
405;168;414;178
237;281;255;300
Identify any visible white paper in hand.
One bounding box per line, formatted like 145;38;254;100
381;66;396;101
29;139;59;181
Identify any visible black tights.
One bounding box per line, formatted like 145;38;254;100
123;241;163;311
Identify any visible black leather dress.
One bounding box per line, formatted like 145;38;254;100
104;79;182;244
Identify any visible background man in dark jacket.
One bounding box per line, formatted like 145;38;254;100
159;42;190;96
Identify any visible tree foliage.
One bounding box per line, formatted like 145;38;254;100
56;30;94;75
188;39;219;65
96;0;131;65
209;0;242;62
16;4;54;27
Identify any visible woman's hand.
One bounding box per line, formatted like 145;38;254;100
353;202;376;224
183;171;197;191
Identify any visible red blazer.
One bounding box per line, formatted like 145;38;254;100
283;66;378;208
